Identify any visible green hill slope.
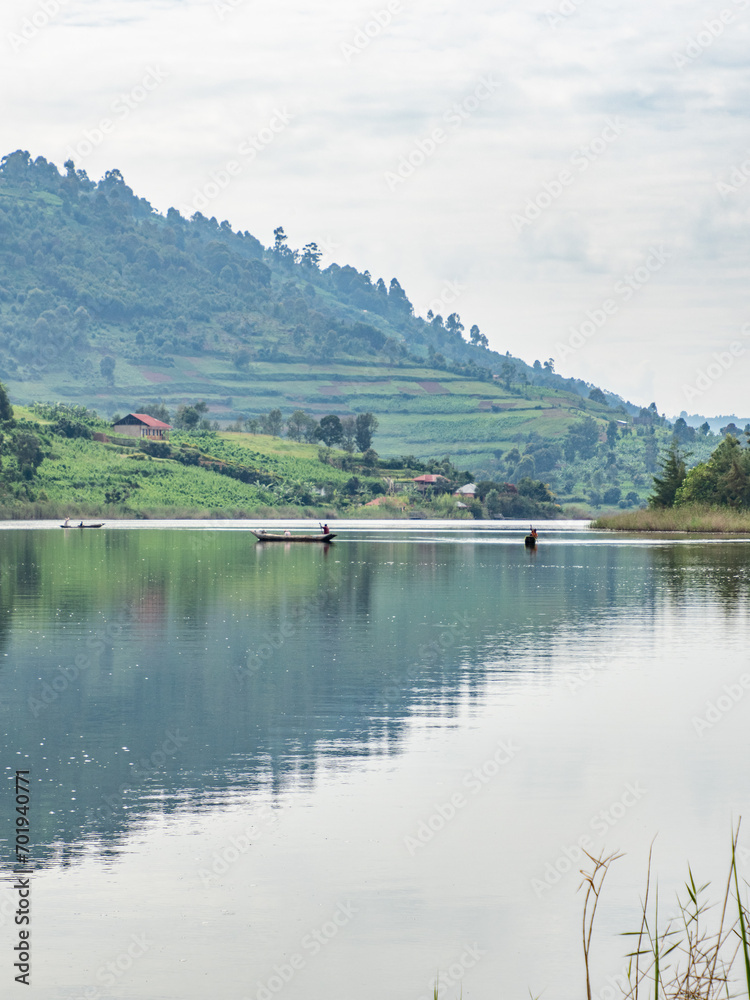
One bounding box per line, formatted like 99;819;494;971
0;151;627;449
0;149;724;509
1;403;569;520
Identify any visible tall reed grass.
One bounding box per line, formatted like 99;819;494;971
593;505;750;533
433;826;749;999
580;824;750;1000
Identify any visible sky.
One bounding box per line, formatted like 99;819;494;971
3;0;750;418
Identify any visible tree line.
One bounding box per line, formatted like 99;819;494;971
242;409;378;452
650;432;750;509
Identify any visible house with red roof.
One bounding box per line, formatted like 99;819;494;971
412;474;449;492
112;413;171;440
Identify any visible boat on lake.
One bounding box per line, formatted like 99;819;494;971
61;522;105;529
251;530;336;543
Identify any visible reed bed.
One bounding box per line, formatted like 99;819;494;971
593;505;750;533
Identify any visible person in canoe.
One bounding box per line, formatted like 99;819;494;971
524;526;538;548
321;523;329;535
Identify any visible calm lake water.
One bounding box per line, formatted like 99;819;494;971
1;519;749;1000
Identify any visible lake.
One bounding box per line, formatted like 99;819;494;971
1;519;749;1000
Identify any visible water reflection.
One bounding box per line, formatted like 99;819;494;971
652;540;750;609
0;526;748;868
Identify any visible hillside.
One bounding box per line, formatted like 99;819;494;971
0;402;567;520
0;149;727;509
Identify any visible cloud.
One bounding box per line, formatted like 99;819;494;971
3;0;750;413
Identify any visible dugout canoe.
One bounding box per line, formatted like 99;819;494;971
60;523;105;529
251;530;336;543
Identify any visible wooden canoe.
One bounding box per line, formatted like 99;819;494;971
61;523;105;529
251;530;336;543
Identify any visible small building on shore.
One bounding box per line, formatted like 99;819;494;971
412;474;450;493
112;413;171;440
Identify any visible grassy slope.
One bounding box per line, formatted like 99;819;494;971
1;408;431;519
17;355;597;453
32;359;601;474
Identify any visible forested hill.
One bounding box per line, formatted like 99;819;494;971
0;149;629;407
1;148;697;507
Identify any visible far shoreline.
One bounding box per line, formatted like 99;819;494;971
0;502;573;523
592;504;750;534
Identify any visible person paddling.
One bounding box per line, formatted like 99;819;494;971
321;522;329;535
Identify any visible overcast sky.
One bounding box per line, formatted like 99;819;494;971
3;0;750;417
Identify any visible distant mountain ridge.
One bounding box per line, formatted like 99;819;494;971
679;412;750;433
0;149;635;410
1;148;711;508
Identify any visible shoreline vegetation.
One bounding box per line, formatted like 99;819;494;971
592;504;750;533
0;501;436;521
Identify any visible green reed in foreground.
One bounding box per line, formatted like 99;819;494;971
434;825;749;999
581;823;750;1000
